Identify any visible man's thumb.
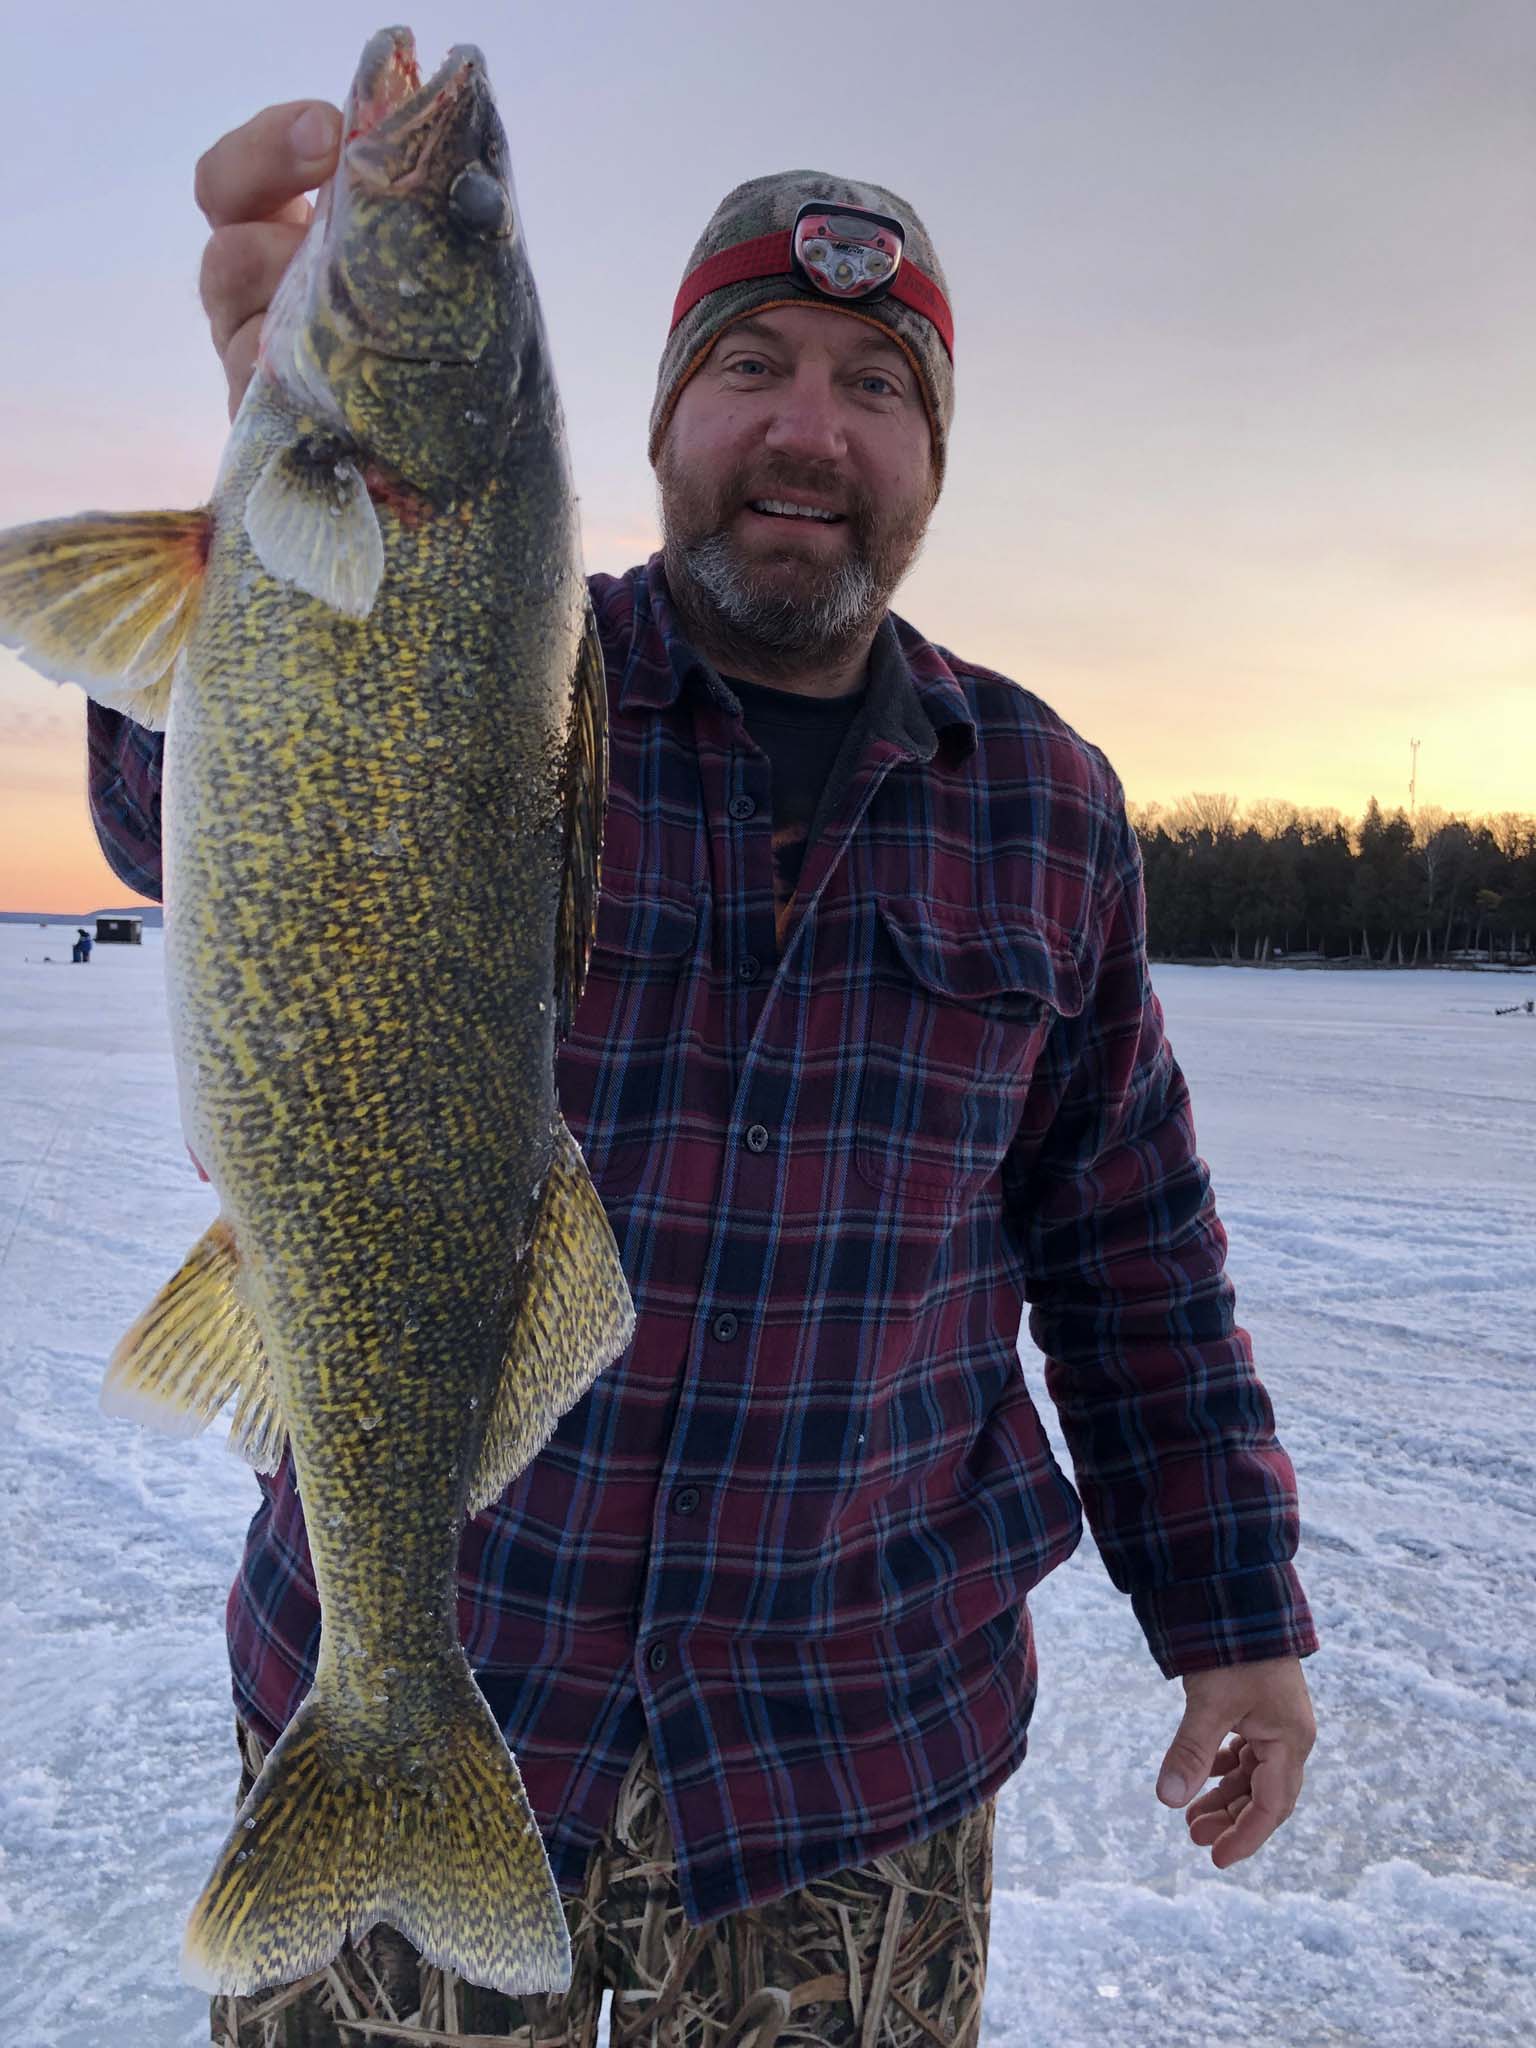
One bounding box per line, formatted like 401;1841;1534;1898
1157;1709;1225;1807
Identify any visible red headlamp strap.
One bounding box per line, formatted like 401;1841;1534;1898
670;229;954;359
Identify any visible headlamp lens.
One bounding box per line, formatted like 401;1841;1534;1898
791;202;906;304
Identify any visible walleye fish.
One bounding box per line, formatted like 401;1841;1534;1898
0;26;634;1999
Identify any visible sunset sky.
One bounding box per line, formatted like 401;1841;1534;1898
2;0;1531;912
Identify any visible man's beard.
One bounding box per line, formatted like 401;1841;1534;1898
657;448;934;681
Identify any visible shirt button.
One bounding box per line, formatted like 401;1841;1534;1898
672;1485;701;1516
744;1123;770;1154
646;1641;669;1673
737;955;761;983
728;794;757;821
711;1311;740;1343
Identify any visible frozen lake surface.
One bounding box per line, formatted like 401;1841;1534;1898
1;928;1532;2047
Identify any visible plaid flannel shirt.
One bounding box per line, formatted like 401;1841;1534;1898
87;553;1317;1926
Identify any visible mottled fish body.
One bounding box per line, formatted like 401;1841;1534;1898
0;25;633;1999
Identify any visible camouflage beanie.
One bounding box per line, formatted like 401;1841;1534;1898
649;170;955;487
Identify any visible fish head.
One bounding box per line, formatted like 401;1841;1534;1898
260;27;541;497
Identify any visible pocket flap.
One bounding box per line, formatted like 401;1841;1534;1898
594;878;702;962
875;898;1083;1017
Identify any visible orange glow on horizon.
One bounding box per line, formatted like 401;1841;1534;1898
4;747;1530;918
0;786;154;917
1;607;1528;916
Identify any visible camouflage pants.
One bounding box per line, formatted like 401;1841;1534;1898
211;1719;995;2048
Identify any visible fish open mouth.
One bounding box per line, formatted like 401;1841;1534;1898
344;27;485;152
312;28;498;369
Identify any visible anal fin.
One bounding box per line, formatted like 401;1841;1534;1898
102;1217;286;1472
468;1117;636;1515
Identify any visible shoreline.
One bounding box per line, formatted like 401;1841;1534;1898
1152;955;1535;975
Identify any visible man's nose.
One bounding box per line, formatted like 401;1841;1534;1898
762;369;847;462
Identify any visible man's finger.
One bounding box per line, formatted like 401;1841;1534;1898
1209;1800;1279;1867
195;99;340;228
1188;1809;1232;1848
200;220;309;351
1206;1752;1303;1868
221;315;265;421
1185;1761;1252;1827
1157;1707;1232;1807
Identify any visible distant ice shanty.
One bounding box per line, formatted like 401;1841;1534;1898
94;916;142;945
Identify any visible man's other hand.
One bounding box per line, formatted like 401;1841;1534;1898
195;102;341;418
1155;1653;1316;1867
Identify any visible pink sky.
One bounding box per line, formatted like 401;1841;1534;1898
2;0;1531;910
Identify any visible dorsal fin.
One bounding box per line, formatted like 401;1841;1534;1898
553;601;609;1042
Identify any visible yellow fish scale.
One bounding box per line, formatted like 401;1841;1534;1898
169;389;587;1698
0;29;634;1997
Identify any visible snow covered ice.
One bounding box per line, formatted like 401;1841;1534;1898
1;927;1532;2047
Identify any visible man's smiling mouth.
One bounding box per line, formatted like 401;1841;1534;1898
746;499;845;524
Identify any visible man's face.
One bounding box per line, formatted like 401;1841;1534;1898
656;303;939;679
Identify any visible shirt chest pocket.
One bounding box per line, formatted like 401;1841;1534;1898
559;878;704;1196
854;899;1083;1208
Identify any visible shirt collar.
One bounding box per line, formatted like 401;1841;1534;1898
618;553;977;765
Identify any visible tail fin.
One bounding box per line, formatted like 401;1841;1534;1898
181;1658;570;1999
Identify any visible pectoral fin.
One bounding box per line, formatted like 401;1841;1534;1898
244;438;384;618
101;1217;286;1473
468;1117;635;1515
0;508;211;728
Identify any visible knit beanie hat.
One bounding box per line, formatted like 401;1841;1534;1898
649;170;955;486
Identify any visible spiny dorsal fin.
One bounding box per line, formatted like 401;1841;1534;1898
101;1216;285;1473
244;435;384;618
467;1115;634;1515
0;507;211;729
553;601;608;1043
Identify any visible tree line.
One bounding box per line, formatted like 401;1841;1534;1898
1128;795;1536;965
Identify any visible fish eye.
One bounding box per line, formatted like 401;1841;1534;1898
448;163;513;240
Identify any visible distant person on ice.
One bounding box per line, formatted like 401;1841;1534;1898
71;928;92;964
89;100;1320;2048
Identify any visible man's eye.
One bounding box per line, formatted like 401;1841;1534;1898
727;357;768;376
860;374;899;396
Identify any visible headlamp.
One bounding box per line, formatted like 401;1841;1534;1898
668;198;954;359
789;202;905;304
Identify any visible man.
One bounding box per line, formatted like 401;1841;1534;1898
90;102;1318;2048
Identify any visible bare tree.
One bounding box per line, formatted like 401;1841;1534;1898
1413;806;1453;962
1166;791;1240;839
1246;798;1301;840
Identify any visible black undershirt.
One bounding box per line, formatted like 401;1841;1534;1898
724;673;869;948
